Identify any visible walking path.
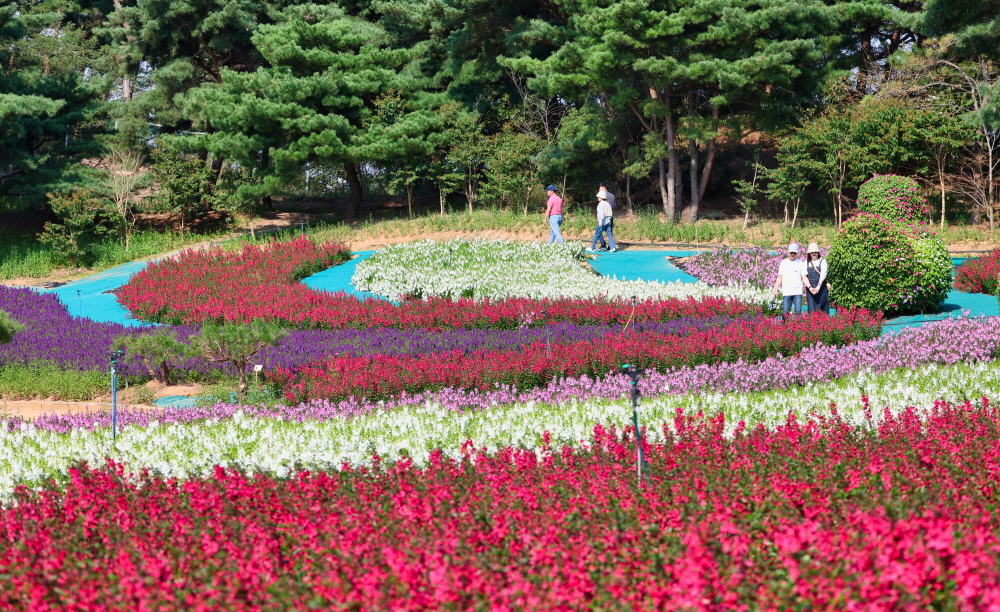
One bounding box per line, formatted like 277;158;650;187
32;246;998;334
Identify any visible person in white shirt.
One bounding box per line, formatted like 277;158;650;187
772;242;808;319
803;242;829;313
586;190;616;252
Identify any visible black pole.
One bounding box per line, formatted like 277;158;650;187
542;309;551;358
620;363;649;485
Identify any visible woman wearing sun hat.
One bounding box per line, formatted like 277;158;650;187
804;242;829;314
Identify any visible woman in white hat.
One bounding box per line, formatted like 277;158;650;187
804;242;829;314
586;189;616;253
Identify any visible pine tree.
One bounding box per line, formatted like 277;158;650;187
503;0;855;222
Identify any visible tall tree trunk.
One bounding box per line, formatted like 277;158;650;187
791;197;800;228
123;74;132;102
626;175;633;214
939;158;947;231
989;142;996;232
687;86;700;221
406;183;413;220
260;147;272;210
345;162;362;220
665;101;678;221
438;179;446;216
697;105;720;204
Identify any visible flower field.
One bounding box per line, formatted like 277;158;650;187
354;238;770;302
3;236;1000;608
4;402;1000;609
275;309;881;402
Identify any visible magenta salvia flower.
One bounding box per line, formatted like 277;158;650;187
18;315;1000;432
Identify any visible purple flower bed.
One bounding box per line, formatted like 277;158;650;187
0;287;150;376
682;246;828;289
19;315;1000;433
0;286;739;379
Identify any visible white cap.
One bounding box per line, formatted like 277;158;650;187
788;243;799;253
596;190;607;200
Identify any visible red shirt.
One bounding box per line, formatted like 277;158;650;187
546;194;563;215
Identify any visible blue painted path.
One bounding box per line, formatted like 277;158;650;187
589;249;700;284
44;260;152;327
301;250;385;300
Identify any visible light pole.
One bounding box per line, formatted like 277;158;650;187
541;309;551;358
620;363;649;485
110;349;125;444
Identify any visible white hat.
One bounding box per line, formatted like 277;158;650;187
596;190;608;200
788;242;799;253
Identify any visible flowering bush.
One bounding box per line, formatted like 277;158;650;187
4;402;1000;609
955;249;1000;295
353;238;770;303
856;174;928;223
827;213;951;314
275;309;882;402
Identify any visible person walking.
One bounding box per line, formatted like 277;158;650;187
544;185;564;244
772;242;807;319
587;190;616;252
597;182;617;250
804;242;830;314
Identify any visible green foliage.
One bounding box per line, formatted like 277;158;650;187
828;213;952;315
0;363;109;401
37;189;107;266
0;309;23;344
149;140;213;232
113;330;190;385
187;322;287;398
856;175;928;223
0;4;105;204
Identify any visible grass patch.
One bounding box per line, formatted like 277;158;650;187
0;228;233;281
0;363;111;402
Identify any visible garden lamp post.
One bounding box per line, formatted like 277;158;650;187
109;349;125;444
620;363;649;485
541;309;551;358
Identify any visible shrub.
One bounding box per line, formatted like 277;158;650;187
856;174;927;223
0;309;22;345
828;213;951;315
955;249;1000;295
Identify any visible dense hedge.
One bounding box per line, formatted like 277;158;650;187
828;213;951;315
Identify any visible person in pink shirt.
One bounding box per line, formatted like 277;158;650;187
544;185;564;243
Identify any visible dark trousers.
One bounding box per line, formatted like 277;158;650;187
806;285;830;314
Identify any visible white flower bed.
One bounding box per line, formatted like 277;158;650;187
2;360;998;501
352;238;769;303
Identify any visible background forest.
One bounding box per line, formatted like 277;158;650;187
1;0;998;276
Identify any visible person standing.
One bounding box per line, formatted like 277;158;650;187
772;243;807;319
597;182;616;250
587;190;616;252
544;185;564;244
804;242;830;314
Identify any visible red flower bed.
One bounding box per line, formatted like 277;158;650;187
274;309;882;402
955;249;1000;295
116;236;351;324
3;400;999;609
117;238;758;329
